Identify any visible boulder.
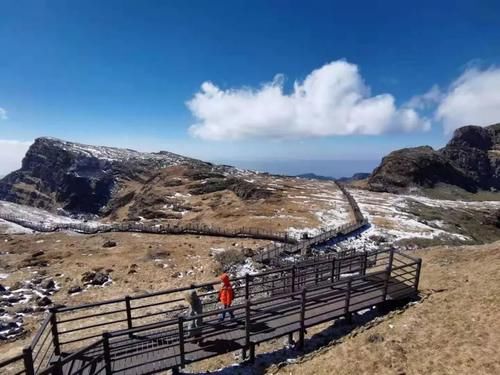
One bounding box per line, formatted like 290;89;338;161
240;247;255;257
81;271;110;286
36;296;53;307
14;305;35;314
68;285;82;294
7;295;23;304
102;240;117;248
40;278;56;291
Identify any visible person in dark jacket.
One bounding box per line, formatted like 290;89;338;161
184;289;203;343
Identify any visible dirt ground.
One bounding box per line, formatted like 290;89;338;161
2;235;499;374
269;241;500;375
0;231;269;358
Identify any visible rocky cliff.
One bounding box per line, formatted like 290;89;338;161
0;137;272;217
368;123;500;193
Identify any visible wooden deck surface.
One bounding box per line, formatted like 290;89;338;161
60;274;415;375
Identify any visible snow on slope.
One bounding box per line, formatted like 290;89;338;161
43;137;194;164
285;181;351;239
0;200;99;233
348;189;500;245
0;218;32;234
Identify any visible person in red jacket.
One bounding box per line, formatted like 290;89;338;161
218;273;235;321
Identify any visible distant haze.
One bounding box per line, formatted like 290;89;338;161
215;160;379;178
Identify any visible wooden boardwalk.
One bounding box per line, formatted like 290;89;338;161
104;275;413;375
0;183;421;375
41;248;420;375
0;212;294;244
1;248;421;375
253;181;368;264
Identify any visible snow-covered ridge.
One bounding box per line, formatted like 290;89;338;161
37;137;260;178
39;137;195;164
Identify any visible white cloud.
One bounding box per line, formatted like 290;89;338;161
436;67;500;134
187;60;430;140
406;85;442;110
0;108;7;120
0;140;32;177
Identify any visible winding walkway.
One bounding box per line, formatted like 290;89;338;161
0;184;421;375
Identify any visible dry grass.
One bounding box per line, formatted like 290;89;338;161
270;241;500;375
107;168;349;233
0;231;268;356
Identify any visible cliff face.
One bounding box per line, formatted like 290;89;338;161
0;137;275;218
0;138;201;214
368;123;500;193
441;124;500;189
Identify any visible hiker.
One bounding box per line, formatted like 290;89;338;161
184;289;203;343
218;273;235;321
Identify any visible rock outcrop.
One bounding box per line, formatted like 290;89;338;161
0;137;276;217
0;138;204;215
368;123;500;193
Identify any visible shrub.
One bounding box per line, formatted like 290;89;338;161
213;249;246;273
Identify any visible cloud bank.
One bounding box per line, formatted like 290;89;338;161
187;60;430;140
436;66;500;134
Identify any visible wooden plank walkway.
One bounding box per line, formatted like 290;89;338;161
60;272;416;375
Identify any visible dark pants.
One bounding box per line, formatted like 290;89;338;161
219;304;235;321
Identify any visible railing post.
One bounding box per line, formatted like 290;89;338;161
49;309;61;356
344;278;352;323
178;316;185;368
53;356;63;375
103;332;112;375
383;249;395;301
330;258;336;285
249;342;256;363
244;300;251;356
299;288;307;350
414;258;422;292
361;252;367;276
291;266;296;293
245;273;250;300
22;346;35;375
125;296;133;337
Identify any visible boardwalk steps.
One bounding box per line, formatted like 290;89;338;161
1;248;422;375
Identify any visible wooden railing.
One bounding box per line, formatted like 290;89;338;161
253;183;367;264
0;183;422;375
0;212;294;244
0;249;422;375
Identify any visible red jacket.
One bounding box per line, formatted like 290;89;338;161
218;273;234;305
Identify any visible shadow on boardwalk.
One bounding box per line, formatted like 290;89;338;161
319;222;372;248
186;296;420;375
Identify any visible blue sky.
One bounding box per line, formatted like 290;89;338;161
1;0;500;176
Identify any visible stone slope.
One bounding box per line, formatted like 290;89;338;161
368;123;500;193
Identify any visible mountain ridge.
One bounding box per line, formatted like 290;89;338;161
368;123;500;193
0;137;264;216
